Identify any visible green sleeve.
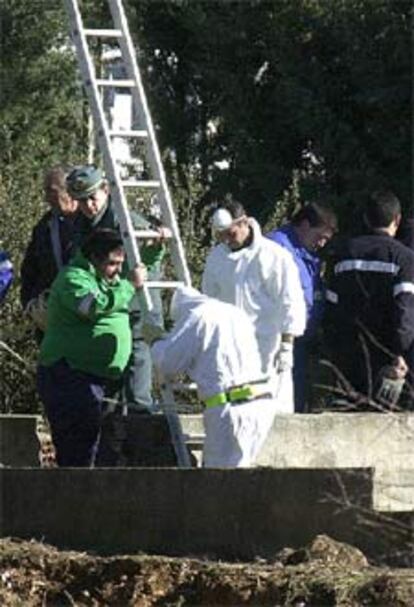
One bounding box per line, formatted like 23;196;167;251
60;269;136;320
141;243;166;270
129;210;167;271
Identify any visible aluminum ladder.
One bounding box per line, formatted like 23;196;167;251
64;0;192;468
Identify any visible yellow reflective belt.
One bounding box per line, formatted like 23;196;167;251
228;385;253;402
204;392;228;408
204;385;256;408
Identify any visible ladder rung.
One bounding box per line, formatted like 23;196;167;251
109;129;148;138
122;180;160;189
135;229;173;239
146;281;184;289
95;79;136;88
184;434;206;445
83;28;123;38
169;382;198;392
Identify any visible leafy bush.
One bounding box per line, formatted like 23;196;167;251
0;0;411;412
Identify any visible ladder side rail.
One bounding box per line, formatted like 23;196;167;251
108;0;192;286
160;382;192;468
64;0;153;311
108;0;192;471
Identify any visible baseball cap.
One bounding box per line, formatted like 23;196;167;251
66;165;104;200
211;208;234;231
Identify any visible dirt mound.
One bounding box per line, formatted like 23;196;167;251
0;535;413;606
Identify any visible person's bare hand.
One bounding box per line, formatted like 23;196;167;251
155;226;172;242
129;263;147;288
387;355;408;379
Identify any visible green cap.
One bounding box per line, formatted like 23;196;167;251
66;165;104;200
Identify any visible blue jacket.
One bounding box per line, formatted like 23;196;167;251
0;251;13;303
267;223;323;336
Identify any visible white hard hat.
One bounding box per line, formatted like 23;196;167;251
211;208;234;231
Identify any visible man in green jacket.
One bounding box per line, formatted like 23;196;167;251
37;229;147;467
67;165;167;415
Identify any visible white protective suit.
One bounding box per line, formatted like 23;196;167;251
151;286;279;467
202;218;306;413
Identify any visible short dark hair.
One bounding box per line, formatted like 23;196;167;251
364;190;401;228
219;195;246;220
292;202;337;231
44;165;72;191
81;228;124;263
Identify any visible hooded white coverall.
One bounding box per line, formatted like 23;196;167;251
151;286;279;467
202;218;306;413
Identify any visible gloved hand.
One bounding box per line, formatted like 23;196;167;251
375;376;405;408
274;341;294;374
374;360;407;408
25;290;49;332
141;322;166;346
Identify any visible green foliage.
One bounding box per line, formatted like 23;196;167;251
127;0;412;229
0;0;411;411
0;0;86;412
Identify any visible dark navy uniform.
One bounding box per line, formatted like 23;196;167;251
397;218;414;250
324;232;414;402
20;210;75;309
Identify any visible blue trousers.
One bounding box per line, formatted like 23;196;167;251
37;359;120;467
124;283;164;412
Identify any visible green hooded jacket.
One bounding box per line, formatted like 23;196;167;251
39;251;136;379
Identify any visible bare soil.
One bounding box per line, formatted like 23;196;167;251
0;535;413;606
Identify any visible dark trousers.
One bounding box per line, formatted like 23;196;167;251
124;283;164;412
293;337;309;413
403;343;414;407
328;334;392;402
37;359;120;467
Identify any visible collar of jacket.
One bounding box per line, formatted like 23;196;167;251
223;217;263;255
91;200;111;228
283;223;319;263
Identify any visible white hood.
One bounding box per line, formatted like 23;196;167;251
170;285;209;322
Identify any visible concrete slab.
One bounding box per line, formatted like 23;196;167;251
0;415;40;467
1;468;385;560
255;413;414;512
179;414;205;438
375;469;414;512
1;413;413;514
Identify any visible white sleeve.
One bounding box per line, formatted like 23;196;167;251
202;250;219;297
278;251;307;336
151;313;200;377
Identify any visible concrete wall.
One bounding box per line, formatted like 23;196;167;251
1;413;413;513
4;467;404;562
180;413;414;513
256;413;414;512
0;415;39;467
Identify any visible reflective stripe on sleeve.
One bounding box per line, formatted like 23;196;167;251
0;259;13;271
335;260;399;275
77;292;97;316
393;282;414;297
325;289;338;304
